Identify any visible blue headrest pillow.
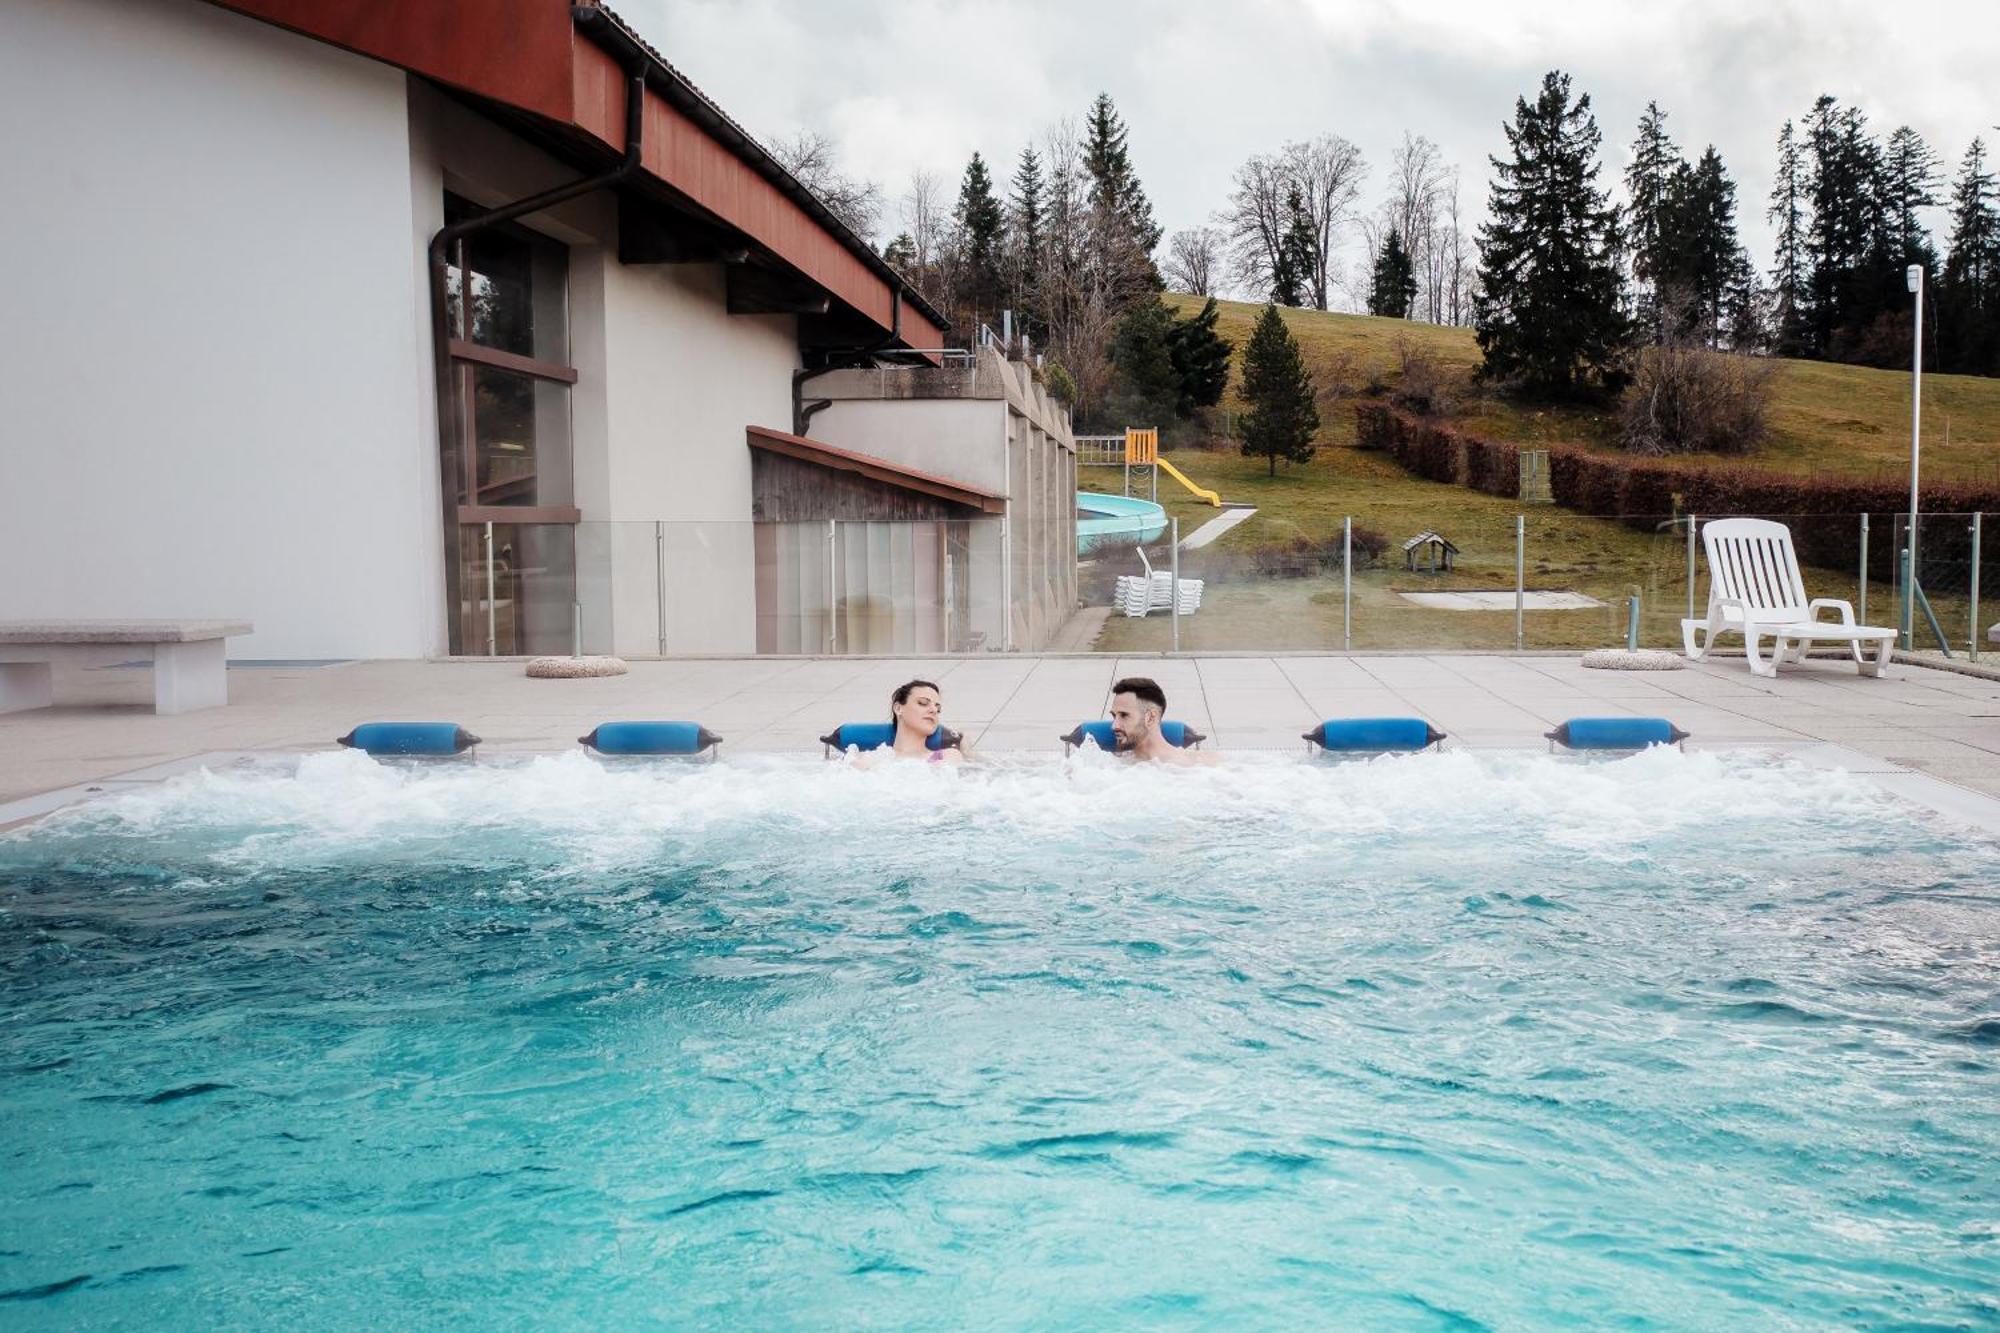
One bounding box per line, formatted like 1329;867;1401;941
819;722;961;753
578;721;722;755
1059;719;1205;751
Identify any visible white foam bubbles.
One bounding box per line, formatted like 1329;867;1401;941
0;745;1921;880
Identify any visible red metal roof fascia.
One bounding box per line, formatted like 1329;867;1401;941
206;0;576;122
746;427;1006;514
568;12;949;352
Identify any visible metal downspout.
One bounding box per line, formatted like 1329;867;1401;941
425;59;646;654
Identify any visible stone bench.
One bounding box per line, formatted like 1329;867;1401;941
0;620;253;715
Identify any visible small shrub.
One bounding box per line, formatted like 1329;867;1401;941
1390;336;1458;417
1234;529;1389;580
1619;344;1775;456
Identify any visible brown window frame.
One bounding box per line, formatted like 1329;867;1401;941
443;214;581;526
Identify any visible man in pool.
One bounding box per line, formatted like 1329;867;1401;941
1108;676;1213;766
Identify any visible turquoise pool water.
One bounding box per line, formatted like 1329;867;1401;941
1;750;1996;1326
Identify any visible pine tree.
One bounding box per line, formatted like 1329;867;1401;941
1768;119;1810;355
1473;70;1630;397
1239;304;1319;476
1369;226;1419;317
1940;138;2000;375
882;232;917;272
1624;100;1683;333
1166;296;1233;417
1082;92;1164;294
953;152;1005;325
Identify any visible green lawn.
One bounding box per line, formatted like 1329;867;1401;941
1085;444;1987;655
1161;295;2000;484
1082;300;1999;653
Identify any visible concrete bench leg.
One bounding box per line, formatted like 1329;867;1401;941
153;639;228;714
0;662;53;713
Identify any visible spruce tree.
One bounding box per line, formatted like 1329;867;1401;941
1369;226;1419;317
1656;147;1752;345
953;152;1005;324
1940;138;2000;376
882;232;917;272
1767;119;1810;355
1884;126;1943;270
1239;303;1319;476
1166;296;1233;417
1624;100;1683;334
1082;92;1164;294
1105;297;1181;427
1270;184;1314;307
1006;145;1044;329
1473;70;1630;397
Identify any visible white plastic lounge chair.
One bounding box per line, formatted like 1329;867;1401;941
1681;518;1896;678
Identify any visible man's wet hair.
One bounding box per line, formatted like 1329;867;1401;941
1111;676;1166;714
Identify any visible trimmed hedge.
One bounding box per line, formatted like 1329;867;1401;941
1357;403;2000;583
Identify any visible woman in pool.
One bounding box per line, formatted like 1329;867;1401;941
880;678;967;765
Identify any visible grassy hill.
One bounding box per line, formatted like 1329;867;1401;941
1160;294;2000;485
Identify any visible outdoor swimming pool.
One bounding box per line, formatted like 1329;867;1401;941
2;750;1996;1326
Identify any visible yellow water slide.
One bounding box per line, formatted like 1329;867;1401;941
1125;428;1222;506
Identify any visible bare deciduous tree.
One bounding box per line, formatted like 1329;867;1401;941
899;168;950;307
1163;226;1224;295
1288;134;1367;310
1218;137;1366;310
769;130;884;242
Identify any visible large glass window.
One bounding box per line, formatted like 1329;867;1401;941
441;194;578;654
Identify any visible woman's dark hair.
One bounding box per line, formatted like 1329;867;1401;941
1111;676;1167;713
890;679;942;728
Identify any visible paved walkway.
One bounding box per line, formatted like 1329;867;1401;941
6;653;2000;829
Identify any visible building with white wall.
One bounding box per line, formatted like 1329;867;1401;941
0;0;1076;660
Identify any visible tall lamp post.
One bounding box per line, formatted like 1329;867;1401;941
1903;263;1924;650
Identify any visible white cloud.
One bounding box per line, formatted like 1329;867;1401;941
622;0;2000;304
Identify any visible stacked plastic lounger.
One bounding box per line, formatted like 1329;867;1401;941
1112;574;1204;617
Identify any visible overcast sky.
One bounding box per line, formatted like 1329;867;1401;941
623;0;1997;307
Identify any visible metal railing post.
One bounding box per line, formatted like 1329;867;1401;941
1342;516;1352;652
1686;514;1698;623
1901;545;1914;651
1515;514;1526;651
826;519;839;654
1626;594;1641;651
484;520;497;656
1972;512;1983;663
655;521;668;657
1170;517;1181;654
1858;513;1869;626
